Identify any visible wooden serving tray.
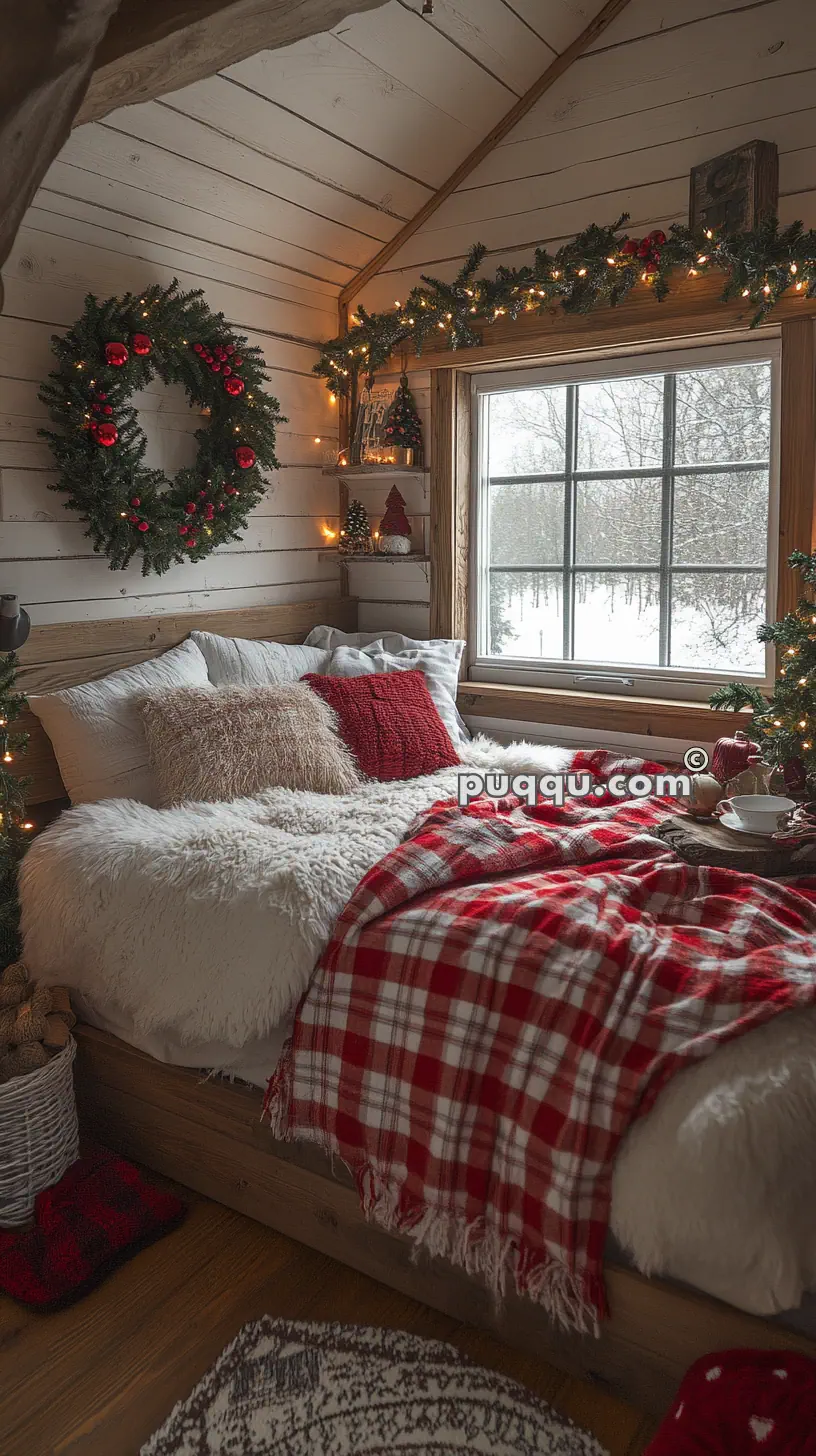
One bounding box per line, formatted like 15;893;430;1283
656;814;816;877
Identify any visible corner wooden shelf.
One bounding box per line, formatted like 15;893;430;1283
319;550;430;564
322;464;429;477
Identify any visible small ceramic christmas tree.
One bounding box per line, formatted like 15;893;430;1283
383;375;423;465
338;498;373;556
377;485;412;555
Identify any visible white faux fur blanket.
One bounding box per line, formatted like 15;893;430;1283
19;736;816;1320
19;736;569;1048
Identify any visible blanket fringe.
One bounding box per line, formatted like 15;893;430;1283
357;1165;601;1337
264;1059;603;1334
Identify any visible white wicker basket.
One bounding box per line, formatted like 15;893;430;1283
0;1038;80;1227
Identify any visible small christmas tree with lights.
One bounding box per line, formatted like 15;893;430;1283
338;497;373;555
710;550;816;790
0;653;32;969
383;375;423;464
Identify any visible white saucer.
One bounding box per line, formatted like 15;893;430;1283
718;811;778;839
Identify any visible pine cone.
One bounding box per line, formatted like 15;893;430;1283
0;961;29;1008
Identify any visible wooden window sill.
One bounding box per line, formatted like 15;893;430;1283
457;680;751;741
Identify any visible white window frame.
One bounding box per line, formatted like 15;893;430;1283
471;337;781;704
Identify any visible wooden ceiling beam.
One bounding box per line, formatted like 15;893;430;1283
77;0;385;125
0;0;384;284
338;0;633;311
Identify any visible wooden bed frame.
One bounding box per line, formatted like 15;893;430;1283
73;1024;816;1421
15;593;816;1420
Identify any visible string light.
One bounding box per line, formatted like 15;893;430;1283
774;719;782;727
22;822;34;831
577;268;587;277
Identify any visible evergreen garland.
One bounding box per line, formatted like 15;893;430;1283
315;215;816;397
39;280;285;575
711;550;816;780
0;653;33;970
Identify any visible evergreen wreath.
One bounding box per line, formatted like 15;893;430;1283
316;214;816;397
39;280;285;575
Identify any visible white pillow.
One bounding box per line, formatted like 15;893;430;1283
28;638;210;805
190;631;330;686
327;642;469;746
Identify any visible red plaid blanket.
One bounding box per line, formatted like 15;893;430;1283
265;752;816;1332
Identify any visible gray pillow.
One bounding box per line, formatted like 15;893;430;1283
191;631;330;687
326;643;468;746
306;625;464;657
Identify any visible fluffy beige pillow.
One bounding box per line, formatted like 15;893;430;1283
140;684;362;806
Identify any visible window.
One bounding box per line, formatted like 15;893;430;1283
474;344;778;699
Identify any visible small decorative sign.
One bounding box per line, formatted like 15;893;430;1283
689;141;778;234
352;382;397;464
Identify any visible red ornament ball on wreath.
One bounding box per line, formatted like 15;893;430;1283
132;333;152;357
92;422;118;447
234;445;256;469
105;341;128;367
224;375;245;398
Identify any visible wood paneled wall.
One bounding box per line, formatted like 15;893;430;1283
356;0;816;313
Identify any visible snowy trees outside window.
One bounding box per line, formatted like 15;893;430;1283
480;355;772;678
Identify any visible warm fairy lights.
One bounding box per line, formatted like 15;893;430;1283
316;215;816;398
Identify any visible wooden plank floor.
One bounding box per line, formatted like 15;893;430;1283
0;1193;658;1456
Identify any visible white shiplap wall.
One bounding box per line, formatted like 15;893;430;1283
0;0;598;631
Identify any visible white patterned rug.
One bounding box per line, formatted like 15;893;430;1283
141;1318;609;1455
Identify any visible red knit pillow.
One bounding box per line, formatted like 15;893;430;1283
302;669;459;781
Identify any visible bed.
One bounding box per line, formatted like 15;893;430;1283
13;595;816;1420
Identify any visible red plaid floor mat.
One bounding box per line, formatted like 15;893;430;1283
266;753;816;1332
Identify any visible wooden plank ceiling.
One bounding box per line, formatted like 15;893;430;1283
45;1;602;311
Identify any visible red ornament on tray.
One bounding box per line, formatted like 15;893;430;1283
234;445;256;469
92;422;118;447
104;342;128;367
224;376;244;397
131;333;152;356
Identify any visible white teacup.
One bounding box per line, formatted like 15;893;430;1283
718;793;796;833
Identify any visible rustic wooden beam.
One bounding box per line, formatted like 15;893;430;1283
429;369;471;642
404;274;816;374
77;0;386;124
338;0;633;309
0;0;120;281
0;0;385;280
777;318;816;618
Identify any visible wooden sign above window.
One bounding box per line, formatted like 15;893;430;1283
689;141;778;234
